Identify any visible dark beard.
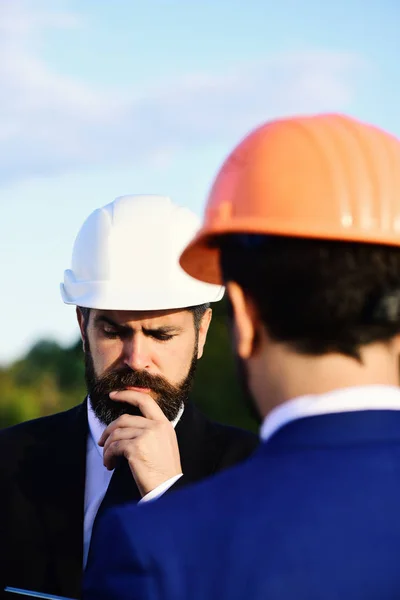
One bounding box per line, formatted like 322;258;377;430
85;346;198;426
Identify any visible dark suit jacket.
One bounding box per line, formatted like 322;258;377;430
0;400;258;599
85;410;400;600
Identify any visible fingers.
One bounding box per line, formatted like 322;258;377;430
98;414;148;447
99;412;182;495
102;426;143;456
103;440;135;471
109;389;168;422
102;433;144;470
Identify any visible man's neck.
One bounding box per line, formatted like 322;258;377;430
256;342;400;419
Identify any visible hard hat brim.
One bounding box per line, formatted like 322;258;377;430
180;218;400;286
60;280;224;311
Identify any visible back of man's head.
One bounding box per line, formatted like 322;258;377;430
219;234;400;360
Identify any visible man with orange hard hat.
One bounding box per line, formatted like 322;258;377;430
85;114;400;600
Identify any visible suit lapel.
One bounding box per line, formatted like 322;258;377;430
24;401;88;598
49;401;87;598
175;402;215;483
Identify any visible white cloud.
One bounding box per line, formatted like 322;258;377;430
0;0;365;185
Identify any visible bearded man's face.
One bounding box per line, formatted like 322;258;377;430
80;308;206;425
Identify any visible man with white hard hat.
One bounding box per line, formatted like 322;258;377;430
0;195;258;600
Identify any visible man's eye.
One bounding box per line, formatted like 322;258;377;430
103;329;119;338
153;333;174;342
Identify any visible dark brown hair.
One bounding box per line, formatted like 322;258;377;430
218;234;400;360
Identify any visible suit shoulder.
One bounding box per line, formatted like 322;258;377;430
211;419;258;448
0;403;85;447
205;418;259;468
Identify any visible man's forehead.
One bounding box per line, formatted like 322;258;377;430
92;308;190;327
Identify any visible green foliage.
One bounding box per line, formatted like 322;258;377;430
0;301;258;433
191;299;258;432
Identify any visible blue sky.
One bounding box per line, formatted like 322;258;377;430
1;0;399;364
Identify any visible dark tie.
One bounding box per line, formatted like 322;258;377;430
98;457;142;514
87;458;142;566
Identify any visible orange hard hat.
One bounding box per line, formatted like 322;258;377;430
180;113;400;285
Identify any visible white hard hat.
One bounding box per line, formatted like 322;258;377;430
60;195;224;310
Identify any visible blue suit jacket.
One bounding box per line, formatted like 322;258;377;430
84;410;400;600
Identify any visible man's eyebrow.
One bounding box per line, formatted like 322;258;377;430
94;316;131;332
94;317;182;334
144;325;183;334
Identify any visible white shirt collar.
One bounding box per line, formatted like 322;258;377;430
260;384;400;443
87;396;185;459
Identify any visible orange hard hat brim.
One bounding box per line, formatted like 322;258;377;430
181;221;400;286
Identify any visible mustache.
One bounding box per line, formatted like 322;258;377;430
91;365;181;398
84;346;198;425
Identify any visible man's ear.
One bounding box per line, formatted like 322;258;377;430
226;281;259;360
197;308;212;359
392;333;400;354
76;307;87;352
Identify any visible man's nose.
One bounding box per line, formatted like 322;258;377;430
123;336;151;371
